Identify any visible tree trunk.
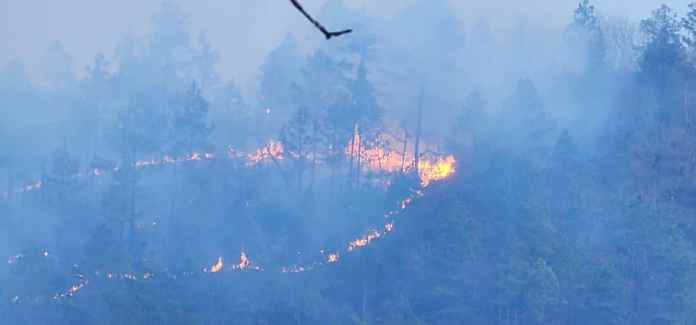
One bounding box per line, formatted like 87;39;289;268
400;128;408;174
349;124;357;184
357;136;363;189
414;85;425;174
6;162;12;203
310;120;318;191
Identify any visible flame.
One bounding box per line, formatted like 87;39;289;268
327;252;340;263
400;197;413;210
247;140;284;165
11;131;457;303
67;281;87;295
347;131;456;186
418;155;456;187
41;185;420;301
232;252;250;270
7;132;454;200
53;279;88;299
347;229;382;252
210;257;224;273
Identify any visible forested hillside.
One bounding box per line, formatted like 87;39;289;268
2;1;696;324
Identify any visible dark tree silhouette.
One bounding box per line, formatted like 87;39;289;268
290;0;352;39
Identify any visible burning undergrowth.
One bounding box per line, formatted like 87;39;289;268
2;135;455;304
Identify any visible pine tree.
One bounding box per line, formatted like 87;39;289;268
569;0;606;70
639;4;685;115
258;35;304;135
46;146;80;204
280;106;317;190
168;82;212;157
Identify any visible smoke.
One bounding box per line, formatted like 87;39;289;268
2;0;689;84
2;0;696;323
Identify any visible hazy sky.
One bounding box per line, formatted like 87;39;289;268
0;0;692;83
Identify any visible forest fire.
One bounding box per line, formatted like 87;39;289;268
209;257;224;273
327;252;340;263
9;135;453;303
247;140;284;165
231;251;252;270
31;175;430;301
418;155;456;187
280;265;313;273
203;252;260;273
53;279;89;299
4;133;455;199
347;229;382;252
347;131;456;186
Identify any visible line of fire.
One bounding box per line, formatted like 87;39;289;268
5;128;456;303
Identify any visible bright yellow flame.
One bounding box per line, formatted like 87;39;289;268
347;131;456;186
210;257;224;273
418;155;456;187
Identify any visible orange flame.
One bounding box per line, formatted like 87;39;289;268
232;252;251;270
247;140;284;165
210;257;224;273
418;155;456;187
347;229;382;252
327;252;340;263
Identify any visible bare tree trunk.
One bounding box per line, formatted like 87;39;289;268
357;135;363;189
362;279;368;325
310;120;318;191
6;162;12;203
414;85;425;174
169;163;179;233
349;124;357;184
331;128;337;180
40;162;46;203
298;132;304;191
400;127;408;174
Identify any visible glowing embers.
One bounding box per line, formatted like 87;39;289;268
96;271;153;281
53;279;89;299
5;180;44;196
134;151;215;168
7;134;455;303
346;222;395;252
7;254;23;264
281;264;316;273
327;252;340;263
20;180;44;193
247;140;284;165
204;251;261;273
5;134;455;201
